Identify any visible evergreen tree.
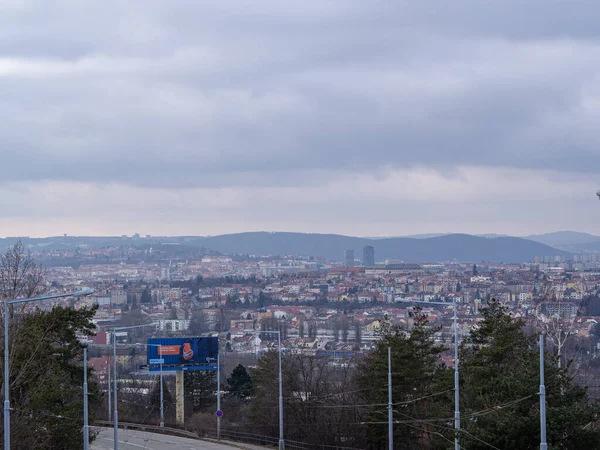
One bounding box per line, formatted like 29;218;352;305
355;307;452;449
460;300;600;449
226;364;254;401
248;351;280;437
140;286;151;303
3;306;100;449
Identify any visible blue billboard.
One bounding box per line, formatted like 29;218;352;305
147;337;218;371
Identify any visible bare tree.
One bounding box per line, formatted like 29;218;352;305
536;301;578;368
341;318;349;343
189;308;207;335
307;321;318;339
0;241;45;301
332;320;340;342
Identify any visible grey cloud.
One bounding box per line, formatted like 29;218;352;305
1;1;600;189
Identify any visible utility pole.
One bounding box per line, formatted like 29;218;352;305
540;334;548;450
107;355;112;422
278;331;284;450
388;347;393;450
113;332;119;450
217;350;221;440
112;323;159;450
159;357;164;428
83;346;89;450
454;302;460;450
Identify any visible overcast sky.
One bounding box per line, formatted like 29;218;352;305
1;1;600;238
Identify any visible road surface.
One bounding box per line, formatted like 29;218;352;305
91;427;266;450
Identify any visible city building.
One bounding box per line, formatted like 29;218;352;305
344;249;355;267
363;246;375;266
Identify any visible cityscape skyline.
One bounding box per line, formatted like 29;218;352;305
4;2;600;448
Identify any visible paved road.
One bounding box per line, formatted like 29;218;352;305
91;427;266;450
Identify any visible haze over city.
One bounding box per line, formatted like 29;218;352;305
2;1;600;237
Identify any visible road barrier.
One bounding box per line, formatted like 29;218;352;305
92;420;200;440
93;420;362;450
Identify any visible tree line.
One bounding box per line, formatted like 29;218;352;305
185;301;600;449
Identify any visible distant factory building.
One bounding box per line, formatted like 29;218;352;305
344;249;355;267
363;246;375;266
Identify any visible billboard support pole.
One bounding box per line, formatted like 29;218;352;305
176;370;185;426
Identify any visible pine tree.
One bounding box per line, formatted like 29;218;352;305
248;351;280;437
226;364;254;401
460;300;600;449
4;306;100;449
355;307;452;449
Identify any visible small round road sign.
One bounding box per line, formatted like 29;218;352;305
216;410;223;418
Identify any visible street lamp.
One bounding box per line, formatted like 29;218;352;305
397;299;460;450
78;338;94;450
244;329;284;450
111;322;159;450
3;287;94;450
137;342;165;427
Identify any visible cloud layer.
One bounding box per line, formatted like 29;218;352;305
1;1;600;236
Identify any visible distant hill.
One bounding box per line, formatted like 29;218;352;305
200;232;569;263
403;233;509;239
524;231;600;246
0;232;572;263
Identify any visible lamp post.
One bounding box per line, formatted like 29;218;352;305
77;337;95;450
3;287;94;450
138;342;165;427
215;348;222;440
388;347;393;450
398;299;460;450
107;361;111;422
540;334;548;450
83;345;89;450
245;329;284;450
112;322;159;450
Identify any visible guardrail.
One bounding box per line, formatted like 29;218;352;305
94;421;361;450
93;420;201;440
202;429;362;450
203;429;278;447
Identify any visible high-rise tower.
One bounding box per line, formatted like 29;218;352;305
363;245;375;266
344;249;355;267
